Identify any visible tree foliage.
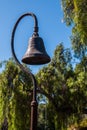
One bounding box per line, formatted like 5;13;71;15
36;43;87;129
61;0;87;58
0;59;32;130
0;45;87;130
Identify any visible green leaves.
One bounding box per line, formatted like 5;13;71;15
62;0;87;58
0;59;32;130
61;0;74;26
36;41;87;129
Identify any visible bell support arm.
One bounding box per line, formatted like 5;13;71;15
11;13;39;101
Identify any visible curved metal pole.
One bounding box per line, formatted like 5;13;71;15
11;13;38;130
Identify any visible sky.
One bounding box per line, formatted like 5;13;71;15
0;0;72;73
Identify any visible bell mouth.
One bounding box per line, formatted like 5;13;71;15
22;53;51;65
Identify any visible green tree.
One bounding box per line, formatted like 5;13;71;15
37;44;72;129
36;43;87;129
61;0;87;58
0;59;32;130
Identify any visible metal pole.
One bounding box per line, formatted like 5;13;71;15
11;13;38;130
30;75;38;130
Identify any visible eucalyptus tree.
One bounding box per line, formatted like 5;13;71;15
61;0;87;58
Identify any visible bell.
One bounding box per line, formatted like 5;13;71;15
22;35;51;65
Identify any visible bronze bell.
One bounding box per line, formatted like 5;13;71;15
22;35;51;65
